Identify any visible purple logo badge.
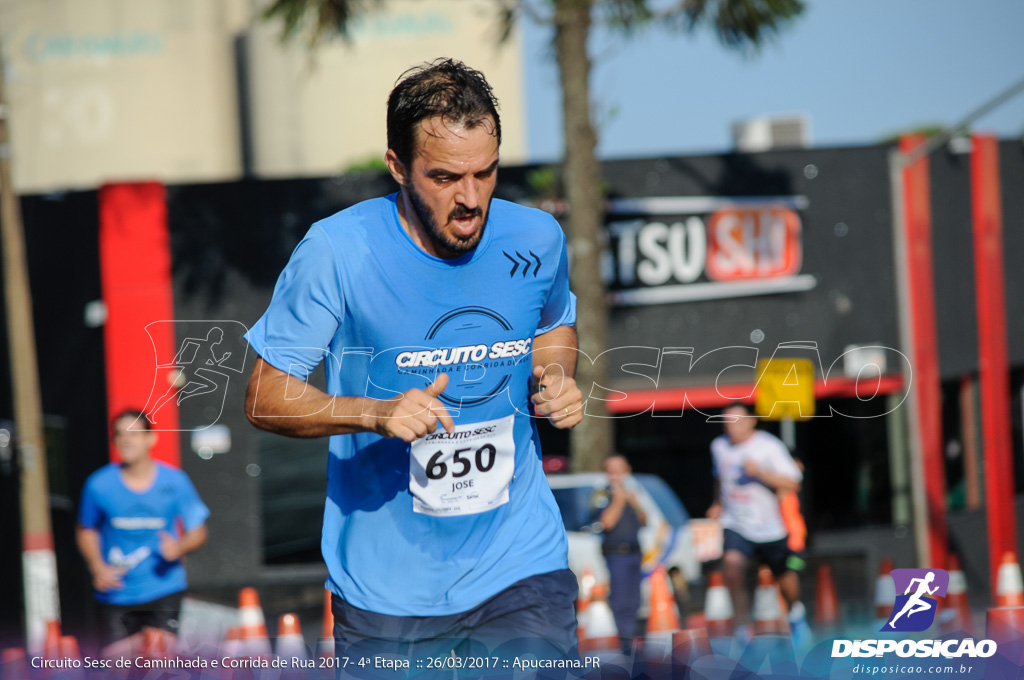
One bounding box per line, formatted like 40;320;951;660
881;568;949;632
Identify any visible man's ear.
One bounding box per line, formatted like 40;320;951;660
385;150;409;186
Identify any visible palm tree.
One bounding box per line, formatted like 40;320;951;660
262;0;805;472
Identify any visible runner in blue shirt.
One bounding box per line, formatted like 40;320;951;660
244;59;584;665
77;409;209;649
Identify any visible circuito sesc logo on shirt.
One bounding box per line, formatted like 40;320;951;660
392;306;533;410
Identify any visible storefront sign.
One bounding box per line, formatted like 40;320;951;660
605;196;815;306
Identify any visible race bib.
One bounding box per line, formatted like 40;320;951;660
409;415;515;517
729;494;757;525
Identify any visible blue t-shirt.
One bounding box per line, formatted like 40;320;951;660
245;194;576;616
78;462;210;605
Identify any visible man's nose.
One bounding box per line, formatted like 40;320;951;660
456;177;480;209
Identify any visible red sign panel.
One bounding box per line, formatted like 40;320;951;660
705;207;802;281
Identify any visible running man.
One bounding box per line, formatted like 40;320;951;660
77;410;209;649
888;572;939;628
707;403;808;643
243;59;583;663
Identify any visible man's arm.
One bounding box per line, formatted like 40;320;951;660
743;459;801;493
245;356;454;442
158;526;208;562
530;325;583;429
600;487;648;529
76;526;124;592
706;479;723;519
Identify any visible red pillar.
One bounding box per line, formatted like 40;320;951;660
99;182;181;466
970;134;1018;595
900;134;948;569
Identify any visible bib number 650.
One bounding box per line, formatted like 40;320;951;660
426;445;497;480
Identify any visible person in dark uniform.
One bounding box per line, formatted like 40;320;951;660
594;454;647;640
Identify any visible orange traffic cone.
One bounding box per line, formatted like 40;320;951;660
58;636;81;660
874;558;896;621
646;566;681;635
814;564;841;632
42;621;61;659
575;570;596;641
996;551;1024;607
139;627;174;660
752;567;786;635
222;627;243;659
577;583;620;654
237;588;272;658
317;590;334;660
579;568;597;604
37;622;63;679
704;571;734;637
276;614;307;660
56;637;84;680
939;553;972;635
219;627;248;680
1;648;29;680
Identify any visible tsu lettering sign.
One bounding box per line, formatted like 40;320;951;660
604;196;814;306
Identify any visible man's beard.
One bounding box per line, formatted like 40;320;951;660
407;184;487;257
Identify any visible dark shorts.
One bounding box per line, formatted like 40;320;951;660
723;528;797;577
332;569;578;678
97;591;183;648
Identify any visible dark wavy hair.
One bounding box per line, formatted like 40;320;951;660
110;408;151;437
723;402;752;416
386;58;501;168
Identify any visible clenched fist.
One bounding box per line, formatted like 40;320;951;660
363;374;456;442
530;365;583;429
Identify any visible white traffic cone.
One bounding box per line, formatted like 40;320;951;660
939;553;972;635
578;583;620;653
996;551;1024;607
317;589;334;660
704;571;735;637
237;587;272;658
752;566;786;636
276;613;308;661
874;558;896;623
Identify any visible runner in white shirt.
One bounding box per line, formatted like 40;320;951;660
707;403;808;641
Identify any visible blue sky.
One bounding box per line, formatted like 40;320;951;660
522;0;1024;162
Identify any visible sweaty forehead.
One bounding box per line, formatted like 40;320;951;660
606;457;629;471
412;115;498;159
114;416;145;433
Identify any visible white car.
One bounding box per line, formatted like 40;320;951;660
545;471;701;613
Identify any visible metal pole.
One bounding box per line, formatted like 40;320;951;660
886;73;1024;573
889;148;931;569
780;416;795;452
0;46;60;652
901;74;1024;166
970;133;1018;598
